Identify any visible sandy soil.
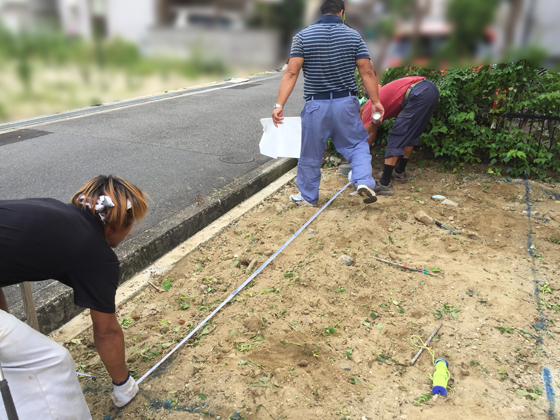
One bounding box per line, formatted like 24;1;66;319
66;164;560;420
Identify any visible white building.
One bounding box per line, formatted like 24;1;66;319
53;0;280;69
0;0;57;33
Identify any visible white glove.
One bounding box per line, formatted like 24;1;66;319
111;375;139;408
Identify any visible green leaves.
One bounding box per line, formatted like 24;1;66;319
360;61;560;180
516;389;540;400
433;303;461;319
120;318;133;327
414;393;433;405
497;326;514;334
323;325;336;335
161;278;173;292
376;354;394;365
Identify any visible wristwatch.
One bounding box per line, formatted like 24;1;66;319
274;103;284;109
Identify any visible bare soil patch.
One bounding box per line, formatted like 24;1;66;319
67;166;560;420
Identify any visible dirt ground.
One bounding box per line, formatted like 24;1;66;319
66;163;560;420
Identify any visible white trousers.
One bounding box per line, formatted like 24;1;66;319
0;310;92;420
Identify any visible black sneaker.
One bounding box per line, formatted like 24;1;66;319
338;164;351;175
374;182;394;196
392;170;408;183
357;185;377;204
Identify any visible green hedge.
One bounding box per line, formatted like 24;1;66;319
360;61;560;179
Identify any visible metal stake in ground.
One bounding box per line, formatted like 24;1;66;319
0;363;20;420
76;372;96;381
370;256;440;277
410;323;443;366
435;221;459;235
137;182;353;385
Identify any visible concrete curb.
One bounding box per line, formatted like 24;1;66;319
13;158;296;334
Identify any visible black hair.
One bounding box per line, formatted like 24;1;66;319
321;0;345;16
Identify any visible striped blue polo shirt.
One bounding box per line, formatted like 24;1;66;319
290;14;370;101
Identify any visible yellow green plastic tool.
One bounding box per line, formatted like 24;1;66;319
432;358;450;396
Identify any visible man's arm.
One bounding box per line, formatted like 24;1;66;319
356;59;384;121
91;310;129;383
272;57;304;127
0;288;8;312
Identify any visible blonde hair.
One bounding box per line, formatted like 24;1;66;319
71;175;148;231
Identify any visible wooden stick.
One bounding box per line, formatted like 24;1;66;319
20;282;39;331
148;281;165;293
371;256;440;277
410;322;443;366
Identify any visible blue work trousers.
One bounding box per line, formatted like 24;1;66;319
298;95;376;205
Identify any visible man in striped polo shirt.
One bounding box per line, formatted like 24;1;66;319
272;0;384;206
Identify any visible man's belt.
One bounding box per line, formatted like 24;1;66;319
309;90;357;101
404;79;426;101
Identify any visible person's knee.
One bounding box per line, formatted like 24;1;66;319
298;157;323;168
48;343;75;372
385;150;404;159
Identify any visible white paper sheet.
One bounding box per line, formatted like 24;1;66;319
259;117;301;159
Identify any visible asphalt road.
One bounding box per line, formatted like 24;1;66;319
0;73;305;311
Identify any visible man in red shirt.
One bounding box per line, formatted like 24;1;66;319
361;76;439;195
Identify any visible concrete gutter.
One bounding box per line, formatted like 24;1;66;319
11;157;296;334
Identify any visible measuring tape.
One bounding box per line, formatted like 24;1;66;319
137;182;352;384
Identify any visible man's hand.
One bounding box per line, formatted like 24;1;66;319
111;374;139;408
370;100;385;123
272;107;284;127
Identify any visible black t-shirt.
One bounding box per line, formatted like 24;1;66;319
0;198;119;313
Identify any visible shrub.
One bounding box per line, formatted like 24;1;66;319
358;61;560;179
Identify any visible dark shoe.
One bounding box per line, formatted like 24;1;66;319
374;182;394;196
357;185;377;204
392;170;408;183
338;164;351;175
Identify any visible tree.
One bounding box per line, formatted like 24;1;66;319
248;0;305;55
501;0;524;56
445;0;500;63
